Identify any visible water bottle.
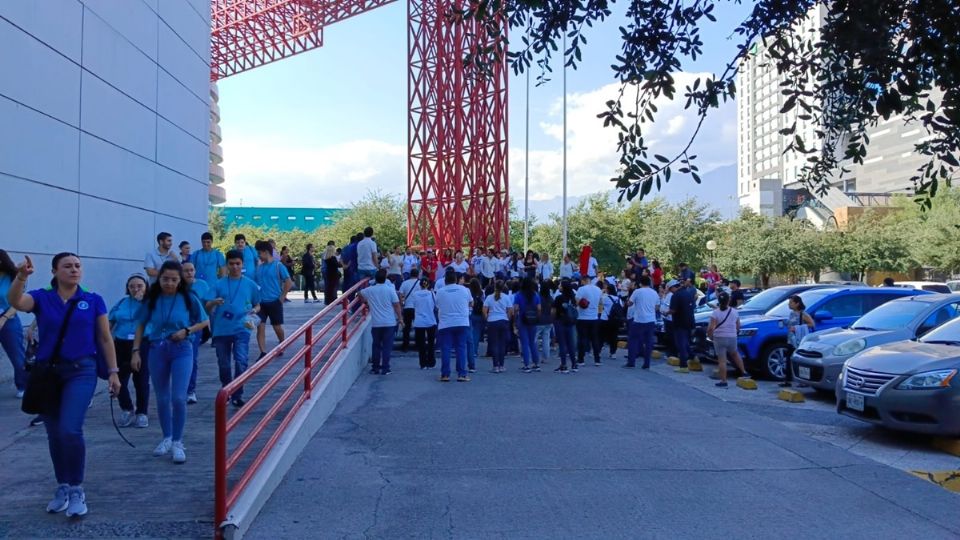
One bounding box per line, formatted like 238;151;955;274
243;311;259;330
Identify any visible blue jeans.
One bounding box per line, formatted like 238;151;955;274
0;315;26;391
187;333;200;394
371;325;396;372
438;326;468;377
469;314;485;369
554;322;575;367
42;357;97;486
149;340;193;441
536;324;552;364
486;320;509;368
213;332;251;401
627;321;656;368
517;323;540;367
674;327;692;368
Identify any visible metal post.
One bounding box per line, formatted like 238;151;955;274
214;392;228;539
524;67;530;253
304;325;313;397
561;31;568;257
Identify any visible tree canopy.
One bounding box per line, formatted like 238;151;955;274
464;0;958;207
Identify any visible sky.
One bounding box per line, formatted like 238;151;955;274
217;1;755;219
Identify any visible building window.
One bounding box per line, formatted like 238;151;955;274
305;216;315;221
270;216;279;221
287;216;296;221
252;215;261;220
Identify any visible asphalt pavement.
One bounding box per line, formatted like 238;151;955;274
247;348;960;540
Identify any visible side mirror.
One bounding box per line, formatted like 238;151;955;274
814;311;833;322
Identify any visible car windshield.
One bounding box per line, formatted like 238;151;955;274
741;288;794;312
920;317;960;344
766;289;834;318
849;299;932;331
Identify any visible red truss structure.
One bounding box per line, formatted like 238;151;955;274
210;0;509;252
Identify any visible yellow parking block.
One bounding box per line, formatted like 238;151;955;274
910;470;960;493
674;367;689;374
737;378;758;390
667;357;680;366
688;359;703;372
933;438;960;457
777;389;805;403
652;351;663;359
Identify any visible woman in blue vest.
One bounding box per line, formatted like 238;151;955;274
6;252;121;518
132;261;208;465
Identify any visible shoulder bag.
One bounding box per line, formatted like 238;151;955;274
22;299;79;415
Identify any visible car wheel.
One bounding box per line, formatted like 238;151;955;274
761;342;790;380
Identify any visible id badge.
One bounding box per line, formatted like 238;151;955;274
126;334;135;340
198;273;206;280
222;310;235;320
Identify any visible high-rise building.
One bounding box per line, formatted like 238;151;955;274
736;5;930;223
0;1;212;304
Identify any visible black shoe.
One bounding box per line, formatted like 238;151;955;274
258;352;267;361
715;381;729;388
29;415;44;427
231;398;245;408
622;363;636;368
641;365;650;370
521;366;532;373
370;368;380;375
381;369;392;375
778;381;792;388
532;365;542;372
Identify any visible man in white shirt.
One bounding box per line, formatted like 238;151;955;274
434;271;473;382
360;269;402;375
402;248;419;280
538;253;554;282
586;255;599;279
398;269;421;352
479;248;496;288
574;275;603;366
356;227;379;281
144;232;180;284
626;275;660;368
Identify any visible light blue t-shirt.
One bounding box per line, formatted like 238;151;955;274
254;260;290;302
138;293;208;342
0;274;12;312
108;296;145;340
190;279;212;304
193;249;226;287
239;245;258;278
211;276;261;337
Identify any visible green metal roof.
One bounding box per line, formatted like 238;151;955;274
221;207;345;232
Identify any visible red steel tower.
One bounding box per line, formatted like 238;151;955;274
210;0;509;251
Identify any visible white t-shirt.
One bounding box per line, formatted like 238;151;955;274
660;292;673;321
539;261;554;281
559;261;575;278
402;254;419;274
435;284;472;329
574;284;602;321
360;283;399;327
480;256;495;278
387;254;402;275
449;260;469;274
629;286;660;324
411;289;437;328
356;237;378;271
483;293;513;322
587;257;599;277
600;294;615;321
399;278;420;309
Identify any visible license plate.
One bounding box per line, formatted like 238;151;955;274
847;393;865;412
798;366;811;380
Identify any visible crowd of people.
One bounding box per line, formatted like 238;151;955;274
0;225;756;519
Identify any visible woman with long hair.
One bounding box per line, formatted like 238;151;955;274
599;282;623;359
483;280;513;373
467;278;485;372
132;261;208;464
781;295;814;387
6;252;120;517
706;291;748;387
322;242;341;305
411;277;437;369
536;280;555;365
514;277;542;372
107;274;151;428
301;244;319;304
552;280;578;373
0;249;27;397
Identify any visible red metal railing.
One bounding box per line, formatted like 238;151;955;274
214;279;369;536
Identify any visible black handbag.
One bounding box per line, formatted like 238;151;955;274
21;300;78;416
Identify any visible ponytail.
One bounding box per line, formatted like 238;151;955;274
494;280;504;301
718;291;730;311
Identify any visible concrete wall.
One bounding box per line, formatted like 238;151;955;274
0;0;211;309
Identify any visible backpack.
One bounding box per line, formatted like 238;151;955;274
519;295;539;325
608;297;625;324
562;298;578;323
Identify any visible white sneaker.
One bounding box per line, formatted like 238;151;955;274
153;438;172;457
16;390;24;399
136;414;149;428
172;441;186;464
117;410;134;428
65;486;87;518
46;484;69;513
186;392;198;404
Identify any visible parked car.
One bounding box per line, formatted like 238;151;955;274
692;284;847;356
792;294;960;392
945;280;960;292
883;281;952;294
836;316;960;436
726;287;929;380
694;288;762;313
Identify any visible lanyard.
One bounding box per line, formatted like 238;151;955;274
158;295;180;334
225;278;244;306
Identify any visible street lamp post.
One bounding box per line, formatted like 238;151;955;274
706;240;717;266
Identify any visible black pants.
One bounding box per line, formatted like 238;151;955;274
784;344;796;381
114;339;150;415
576;320;601;363
303;273;318;300
663;320;676;355
415;326;437;368
601;319;620;355
401;308;416;351
324;273;340;305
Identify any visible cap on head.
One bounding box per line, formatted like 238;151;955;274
666;279;680;289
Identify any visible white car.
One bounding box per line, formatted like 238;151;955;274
947;280;960;293
882;281;952;294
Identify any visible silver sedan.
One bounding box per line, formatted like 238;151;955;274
836;316;960;436
792;294;960;392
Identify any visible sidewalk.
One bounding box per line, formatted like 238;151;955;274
0;295;331;539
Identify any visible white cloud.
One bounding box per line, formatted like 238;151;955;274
220;72;736;211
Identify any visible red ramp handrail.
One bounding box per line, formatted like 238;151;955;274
214;279;370;536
